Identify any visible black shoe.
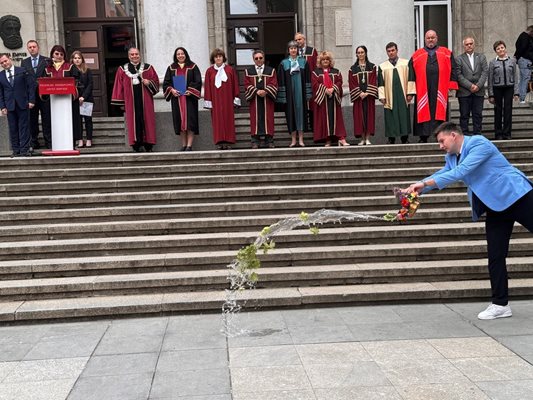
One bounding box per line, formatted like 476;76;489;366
494;135;503;140
185;146;192;151
418;137;428;143
10;152;18;158
132;144;142;152
21;152;32;157
387;138;396;144
181;146;187;151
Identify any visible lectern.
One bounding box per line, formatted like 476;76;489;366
38;77;80;156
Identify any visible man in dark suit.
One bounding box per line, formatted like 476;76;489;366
21;39;51;149
455;37;488;135
404;122;533;320
0;54;35;156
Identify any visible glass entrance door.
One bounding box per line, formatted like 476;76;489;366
226;0;298;105
65;24;106;116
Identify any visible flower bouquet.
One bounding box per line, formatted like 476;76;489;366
383;188;421;222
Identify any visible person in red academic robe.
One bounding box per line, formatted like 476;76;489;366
44;44;81;146
244;50;278;149
111;47;159;152
163;47;202;151
312;51;349;146
349;45;378;145
204;48;240;150
409;30;458;143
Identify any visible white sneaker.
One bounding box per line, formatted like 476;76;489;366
358;139;365;145
365;139;371;145
477;303;512;320
519;100;526;104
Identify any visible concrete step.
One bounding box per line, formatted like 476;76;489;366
4;222;526;259
2;140;533;170
0;213;489;241
2;277;533;321
1;257;533;301
0;204;477;230
0;236;531;274
0;185;478;212
1;166;532;197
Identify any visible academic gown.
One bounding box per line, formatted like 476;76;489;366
410;46;458;137
163;62;202;135
378;58;416;138
349;63;378;136
276;57;312;133
244;65;278;136
312;67;347;142
204;64;240;144
111;63;159;146
44;62;82;141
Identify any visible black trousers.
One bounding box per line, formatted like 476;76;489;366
29;95;51;148
485;189;533;305
492;86;514;139
81;116;93;140
7;106;31;154
458;94;484;135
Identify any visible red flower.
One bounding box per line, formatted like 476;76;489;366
401;198;410;208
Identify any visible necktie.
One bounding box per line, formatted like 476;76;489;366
32;57;38;71
7;69;13;86
457;153;461;164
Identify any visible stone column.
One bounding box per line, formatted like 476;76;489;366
143;0;210;83
351;0;414;63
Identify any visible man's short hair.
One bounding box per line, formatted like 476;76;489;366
527;25;533;33
26;39;38;46
385;42;397;50
462;36;475;45
434;121;463;137
252;49;265;57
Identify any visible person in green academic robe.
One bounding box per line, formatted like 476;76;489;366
378;42;416;144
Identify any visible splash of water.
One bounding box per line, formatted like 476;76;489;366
221;208;385;337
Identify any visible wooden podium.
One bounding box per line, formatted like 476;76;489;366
38;77;80;156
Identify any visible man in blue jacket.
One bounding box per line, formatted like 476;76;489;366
0;53;35;156
404;121;533;320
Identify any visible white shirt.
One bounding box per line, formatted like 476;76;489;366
467;53;475;70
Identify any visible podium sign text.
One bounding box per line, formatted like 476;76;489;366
38;77;77;96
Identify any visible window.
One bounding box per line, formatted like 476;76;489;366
64;0;97;18
229;0;259;15
414;0;452;49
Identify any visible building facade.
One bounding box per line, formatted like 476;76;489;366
1;0;532;117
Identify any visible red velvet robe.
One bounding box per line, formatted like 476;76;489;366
244;65;278;136
312;68;347;142
349;63;378;136
111;63;159;145
204;64;240;144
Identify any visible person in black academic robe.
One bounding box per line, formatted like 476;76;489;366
163;47;202;151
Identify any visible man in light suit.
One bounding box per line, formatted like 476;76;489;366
404;122;533;320
455;37;488;135
21;40;51;149
0;54;35;156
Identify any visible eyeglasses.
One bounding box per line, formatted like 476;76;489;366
254;57;263;60
464;43;474;46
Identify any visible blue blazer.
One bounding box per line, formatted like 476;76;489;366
424;135;532;221
0;66;35;111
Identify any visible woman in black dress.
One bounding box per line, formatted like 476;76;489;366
71;50;94;147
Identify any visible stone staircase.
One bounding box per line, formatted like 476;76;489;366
63;101;533;153
1;132;533;322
